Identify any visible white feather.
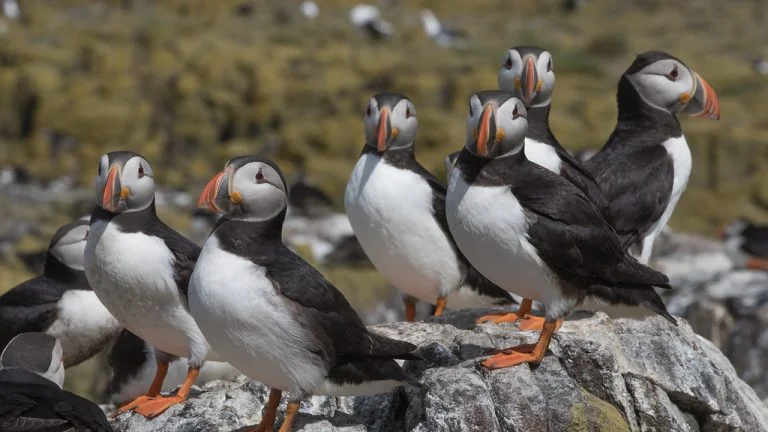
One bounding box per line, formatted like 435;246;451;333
524;138;562;174
446;170;562;307
637;136;692;264
190;236;327;396
46;290;121;367
345;153;496;306
85;219;210;362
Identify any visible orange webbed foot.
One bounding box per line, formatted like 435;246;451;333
132;395;185;418
112;395;158;418
476;312;522;325
481;349;542;369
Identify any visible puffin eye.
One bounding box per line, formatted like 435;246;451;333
138;165;145;178
546;58;552;72
406;106;414;118
512;105;522;119
468;101;473;117
504;56;513;70
366;105;372;117
98;164;102;176
667;66;679;81
256;170;265;183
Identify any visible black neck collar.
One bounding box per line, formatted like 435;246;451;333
607;76;682;147
43;255;90;288
213;208;287;257
91;201;159;231
525;104;560;147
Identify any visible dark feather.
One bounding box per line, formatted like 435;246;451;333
0;369;112;432
213;213;418;370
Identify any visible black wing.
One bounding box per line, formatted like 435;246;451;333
511;164;670;288
266;248;416;363
584;145;673;250
145;221;201;299
555;146;615;226
0;277;64;351
741;226;768;258
0;377;111;432
52;393;113;432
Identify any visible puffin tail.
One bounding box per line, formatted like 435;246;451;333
589;283;677;325
367;332;421;361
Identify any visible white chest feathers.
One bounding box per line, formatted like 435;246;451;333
524;138;562;174
190;237;327;396
46;289;121;367
344;153;463;302
637;135;693;263
84;219;203;360
446;171;558;304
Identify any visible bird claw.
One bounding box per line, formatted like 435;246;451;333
481;349;540;369
132;395;185;418
111;395;158;418
476;312;522;324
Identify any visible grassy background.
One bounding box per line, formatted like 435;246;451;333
1;0;767;400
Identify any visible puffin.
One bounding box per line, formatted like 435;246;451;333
0;218;121;367
85;151;213;418
446;91;676;368
190;156;420;432
0;332;112;432
480;46;614;327
718;218;768;270
108;329;239;406
584;51;720;264
344;93;516;322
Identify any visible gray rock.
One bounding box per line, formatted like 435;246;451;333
111;311;768;432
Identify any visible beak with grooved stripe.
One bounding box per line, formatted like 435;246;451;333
101;164;130;212
198;167;235;213
476;105;497;157
682;72;720;120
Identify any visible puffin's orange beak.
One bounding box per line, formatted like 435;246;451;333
519;56;540;105
682;72;720;120
198;169;231;213
101;165;124;212
376;109;392;152
476;105;496;157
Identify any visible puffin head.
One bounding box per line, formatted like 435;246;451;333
498;46;556;107
197;156;288;222
624;51;720;120
46;219;89;272
95;151;155;213
1;333;65;388
465;91;528;158
363;93;418;153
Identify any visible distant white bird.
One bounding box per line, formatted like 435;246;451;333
349;4;394;40
419;9;469;48
753;58;768;76
301;1;319;20
2;0;20;21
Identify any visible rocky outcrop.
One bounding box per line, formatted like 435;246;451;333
652;230;768;402
110;311;768;432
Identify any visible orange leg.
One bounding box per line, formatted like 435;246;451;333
433;296;447;316
278;401;301;432
481;319;562;369
404;296;416;322
242;388;282;432
113;360;169;417
746;257;768;270
476;298;534;324
133;367;200;418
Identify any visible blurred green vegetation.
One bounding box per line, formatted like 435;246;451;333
1;0;767;401
0;0;765;232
